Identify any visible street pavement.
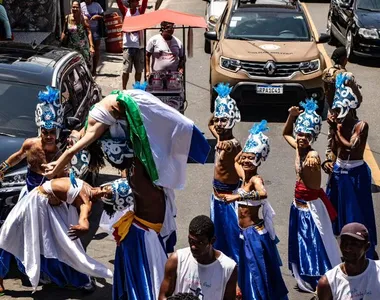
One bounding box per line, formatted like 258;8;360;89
2;0;379;299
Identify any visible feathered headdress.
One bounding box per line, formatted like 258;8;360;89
35;86;63;138
132;81;148;91
213;83;241;129
332;72;359;119
294;98;322;142
243;120;270;166
101;178;134;216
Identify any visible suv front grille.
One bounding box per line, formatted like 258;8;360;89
240;61;300;77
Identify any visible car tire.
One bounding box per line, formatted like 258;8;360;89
346;30;356;62
327;13;338;46
204;39;211;54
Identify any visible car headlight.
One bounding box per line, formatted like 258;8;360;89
358;28;379;39
220;57;241;72
1;172;27;187
299;59;320;75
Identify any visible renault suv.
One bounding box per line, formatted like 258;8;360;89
205;0;330;113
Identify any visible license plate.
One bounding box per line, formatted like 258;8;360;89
256;85;283;94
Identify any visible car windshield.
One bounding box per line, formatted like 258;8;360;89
357;0;380;10
225;10;311;41
0;81;45;137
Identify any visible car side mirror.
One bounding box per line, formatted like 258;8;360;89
317;33;330;44
204;31;218;41
66;117;81;130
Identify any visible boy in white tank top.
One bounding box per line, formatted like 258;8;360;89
317;222;380;300
159;215;237;300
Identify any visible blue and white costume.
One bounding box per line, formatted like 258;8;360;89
289;100;341;293
211;83;241;263
18;86;64;199
0;179;113;290
89;90;210;300
237;121;288;299
327;74;377;258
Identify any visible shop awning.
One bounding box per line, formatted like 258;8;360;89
122;9;207;32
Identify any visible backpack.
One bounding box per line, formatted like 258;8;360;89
322;67;344;106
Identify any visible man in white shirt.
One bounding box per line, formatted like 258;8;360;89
317;222;380;300
159;215;238;300
117;0;148;89
145;21;185;78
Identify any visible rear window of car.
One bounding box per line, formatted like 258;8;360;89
225;10;311;41
0;81;45;137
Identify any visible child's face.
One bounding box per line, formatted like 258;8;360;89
213;117;229;134
240;152;257;170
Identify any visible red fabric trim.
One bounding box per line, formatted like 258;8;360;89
295;181;337;221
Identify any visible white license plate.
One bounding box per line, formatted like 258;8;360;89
256;85;283;94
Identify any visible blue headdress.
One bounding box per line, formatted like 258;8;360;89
101;178;134;214
132;81;148;91
332;72;359;119
295;99;322;142
35;86;63;138
243;120;270;166
213;83;241;129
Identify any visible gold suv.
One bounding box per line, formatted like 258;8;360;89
205;0;330;113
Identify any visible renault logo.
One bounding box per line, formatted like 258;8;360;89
264;61;276;75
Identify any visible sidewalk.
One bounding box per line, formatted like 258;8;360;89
95;0;164;96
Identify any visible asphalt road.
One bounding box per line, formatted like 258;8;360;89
2;0;379;299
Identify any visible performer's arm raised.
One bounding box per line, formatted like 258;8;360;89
283;106;302;149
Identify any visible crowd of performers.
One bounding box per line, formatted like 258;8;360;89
0;63;377;299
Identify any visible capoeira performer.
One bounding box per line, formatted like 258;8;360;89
283;99;341;293
43;88;210;300
326;72;377;259
0;177;113;293
221;121;288;299
0;86;65;197
208;83;241;263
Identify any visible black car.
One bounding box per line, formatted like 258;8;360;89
327;0;380;60
0;42;101;222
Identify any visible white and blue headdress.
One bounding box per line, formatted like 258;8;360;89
101;178;134;216
35;86;64;138
295;99;322;142
242;120;270;166
332;72;359;119
132;81;148;91
214;83;241;129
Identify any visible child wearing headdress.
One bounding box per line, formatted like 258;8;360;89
222;120;288;299
283;99;341;293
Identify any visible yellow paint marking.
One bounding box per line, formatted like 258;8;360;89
303;3;380;186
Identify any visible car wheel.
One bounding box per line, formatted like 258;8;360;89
204;39;211;54
346;30;356;62
326;13;338;46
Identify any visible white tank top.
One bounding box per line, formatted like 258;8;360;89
122;9;143;49
325;259;380;300
174;247;236;299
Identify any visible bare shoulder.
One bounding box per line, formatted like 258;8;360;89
251;175;264;185
23;137;40;149
317;275;333;299
165;251;179;270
